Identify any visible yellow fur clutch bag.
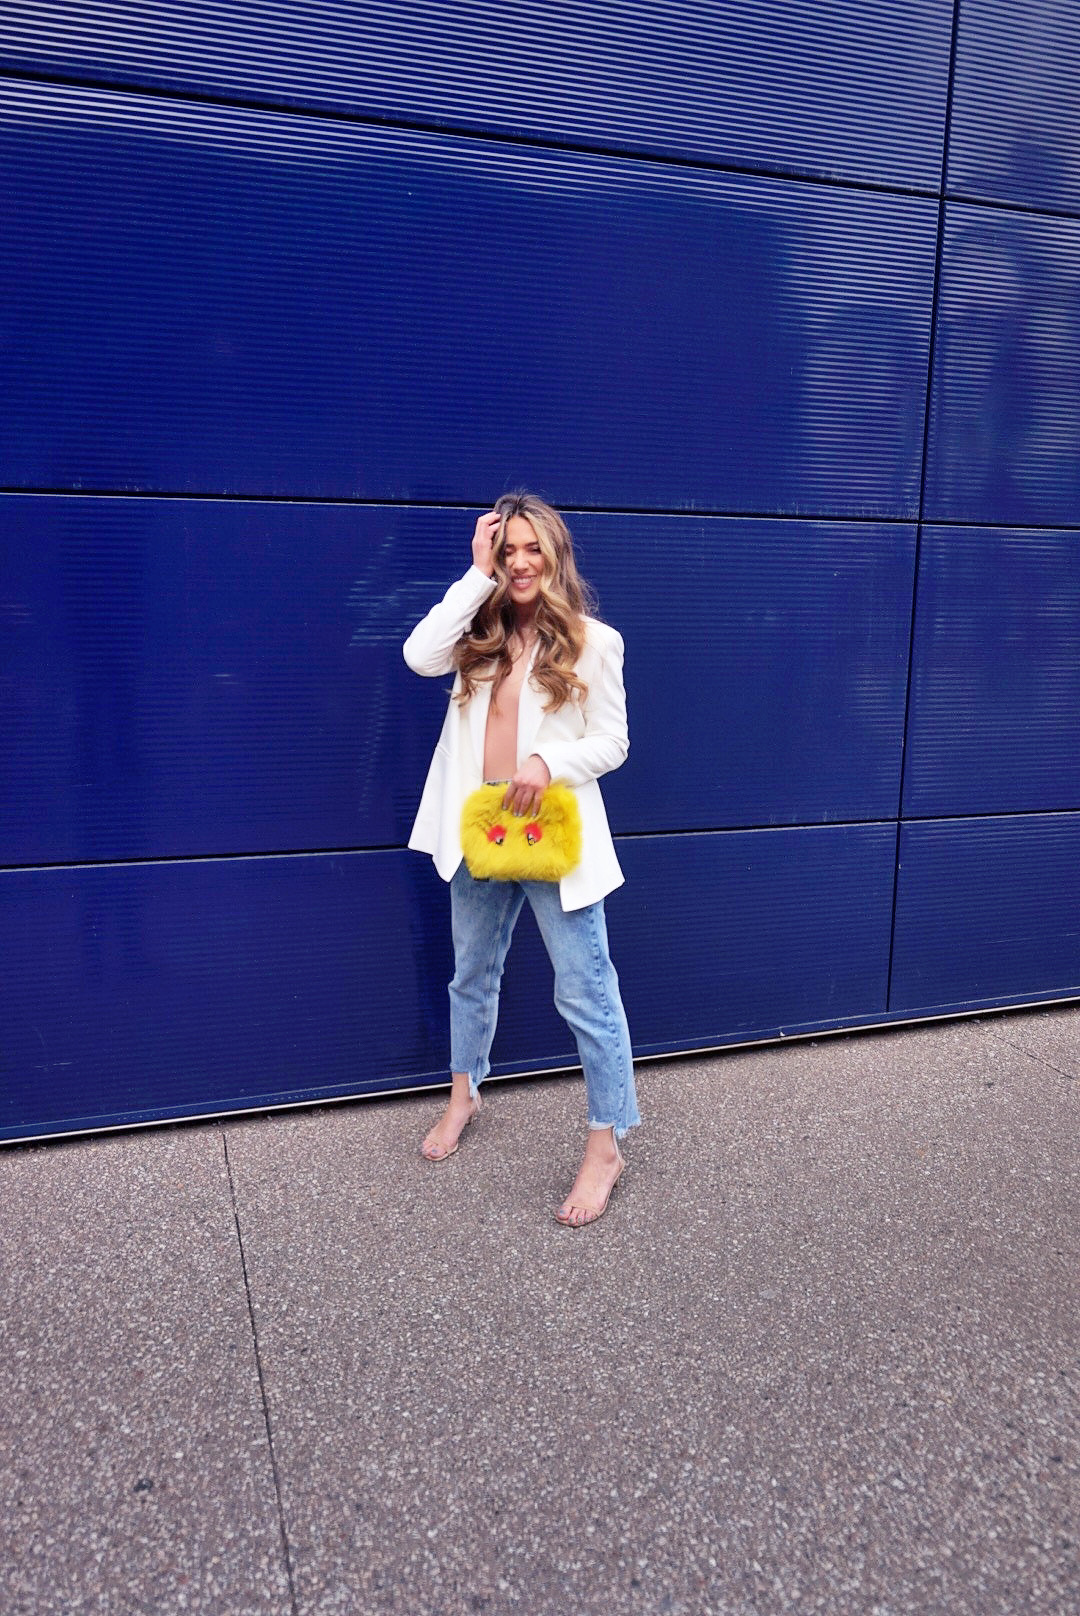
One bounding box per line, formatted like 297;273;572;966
461;782;582;882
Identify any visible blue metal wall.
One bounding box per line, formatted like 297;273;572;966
3;3;1078;1142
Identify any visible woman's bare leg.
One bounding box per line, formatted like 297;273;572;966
420;1070;480;1160
555;1124;623;1225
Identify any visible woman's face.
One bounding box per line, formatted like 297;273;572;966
501;515;545;606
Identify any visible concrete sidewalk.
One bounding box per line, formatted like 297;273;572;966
1;1004;1077;1615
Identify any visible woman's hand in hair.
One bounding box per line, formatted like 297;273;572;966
471;511;501;578
502;754;551;818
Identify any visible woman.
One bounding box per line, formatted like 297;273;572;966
402;491;640;1227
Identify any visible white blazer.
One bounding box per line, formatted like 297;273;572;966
403;564;629;911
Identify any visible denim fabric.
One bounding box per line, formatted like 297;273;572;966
448;860;641;1141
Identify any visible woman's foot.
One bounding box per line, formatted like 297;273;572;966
420;1088;481;1161
555;1127;624;1226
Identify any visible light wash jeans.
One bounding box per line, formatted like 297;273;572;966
448;859;641;1141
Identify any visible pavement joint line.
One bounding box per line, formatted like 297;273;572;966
221;1128;300;1616
974;1022;1079;1085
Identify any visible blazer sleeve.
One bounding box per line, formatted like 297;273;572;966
402;565;498;676
531;627;630;787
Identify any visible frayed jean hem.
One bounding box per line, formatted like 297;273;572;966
449;1062;487;1103
590;1114;642;1143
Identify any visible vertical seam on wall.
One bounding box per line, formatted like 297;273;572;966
886;0;965;1012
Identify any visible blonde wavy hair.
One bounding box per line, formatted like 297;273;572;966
452;491;599;712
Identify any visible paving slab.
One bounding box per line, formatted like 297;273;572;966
219;1009;1079;1616
0;1125;291;1615
1;1009;1076;1615
977;999;1080;1082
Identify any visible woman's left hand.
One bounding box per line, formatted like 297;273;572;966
503;754;551;818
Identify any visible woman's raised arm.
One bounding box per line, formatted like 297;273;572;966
402;565;498;676
402;512;501;676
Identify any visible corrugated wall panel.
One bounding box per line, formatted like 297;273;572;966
0;1;953;188
924;204;1080;526
1;77;938;516
904;527;1080;817
949;1;1080;212
592;516;915;831
1;828;896;1144
1;497;915;867
4;3;1080;1143
608;830;897;1049
891;816;1080;1011
0;852;451;1142
2;495;445;863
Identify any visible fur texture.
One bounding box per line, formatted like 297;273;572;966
460;783;582;882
